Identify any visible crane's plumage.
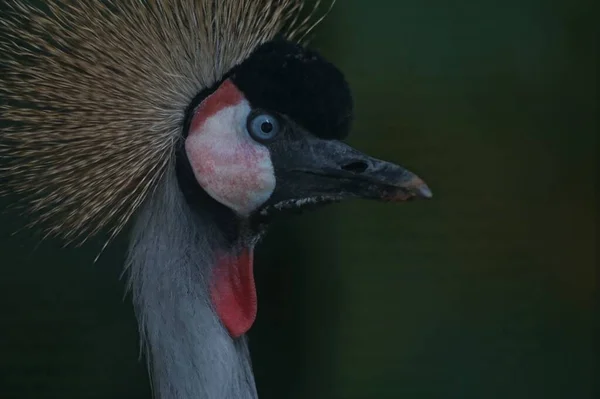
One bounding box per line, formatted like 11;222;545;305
0;0;331;242
0;1;431;398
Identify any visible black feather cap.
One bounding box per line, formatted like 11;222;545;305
230;40;354;140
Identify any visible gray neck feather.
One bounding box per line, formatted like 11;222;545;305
126;166;258;399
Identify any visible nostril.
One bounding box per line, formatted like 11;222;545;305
341;161;369;174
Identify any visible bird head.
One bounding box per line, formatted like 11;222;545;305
173;41;432;338
177;41;431;231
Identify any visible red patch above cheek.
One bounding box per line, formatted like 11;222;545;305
190;79;244;133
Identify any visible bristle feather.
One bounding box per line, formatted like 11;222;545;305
0;0;334;243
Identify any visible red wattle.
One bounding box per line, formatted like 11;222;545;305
210;248;257;338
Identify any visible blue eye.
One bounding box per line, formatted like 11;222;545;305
247;111;280;143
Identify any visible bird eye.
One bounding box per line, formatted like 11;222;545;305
247;111;281;143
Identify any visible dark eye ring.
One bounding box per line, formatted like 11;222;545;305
247;110;281;143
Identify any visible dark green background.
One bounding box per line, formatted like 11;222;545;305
0;1;596;398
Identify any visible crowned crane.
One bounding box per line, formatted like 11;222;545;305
0;1;431;398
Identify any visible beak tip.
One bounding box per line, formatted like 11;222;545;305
416;183;433;199
405;174;433;199
382;176;432;202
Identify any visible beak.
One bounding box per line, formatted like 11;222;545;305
265;136;432;210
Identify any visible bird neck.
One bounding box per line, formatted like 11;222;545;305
126;167;258;399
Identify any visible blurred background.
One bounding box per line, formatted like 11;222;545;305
0;0;596;398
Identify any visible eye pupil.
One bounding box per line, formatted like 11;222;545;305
261;121;273;133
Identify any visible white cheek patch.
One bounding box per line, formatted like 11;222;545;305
185;100;276;216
